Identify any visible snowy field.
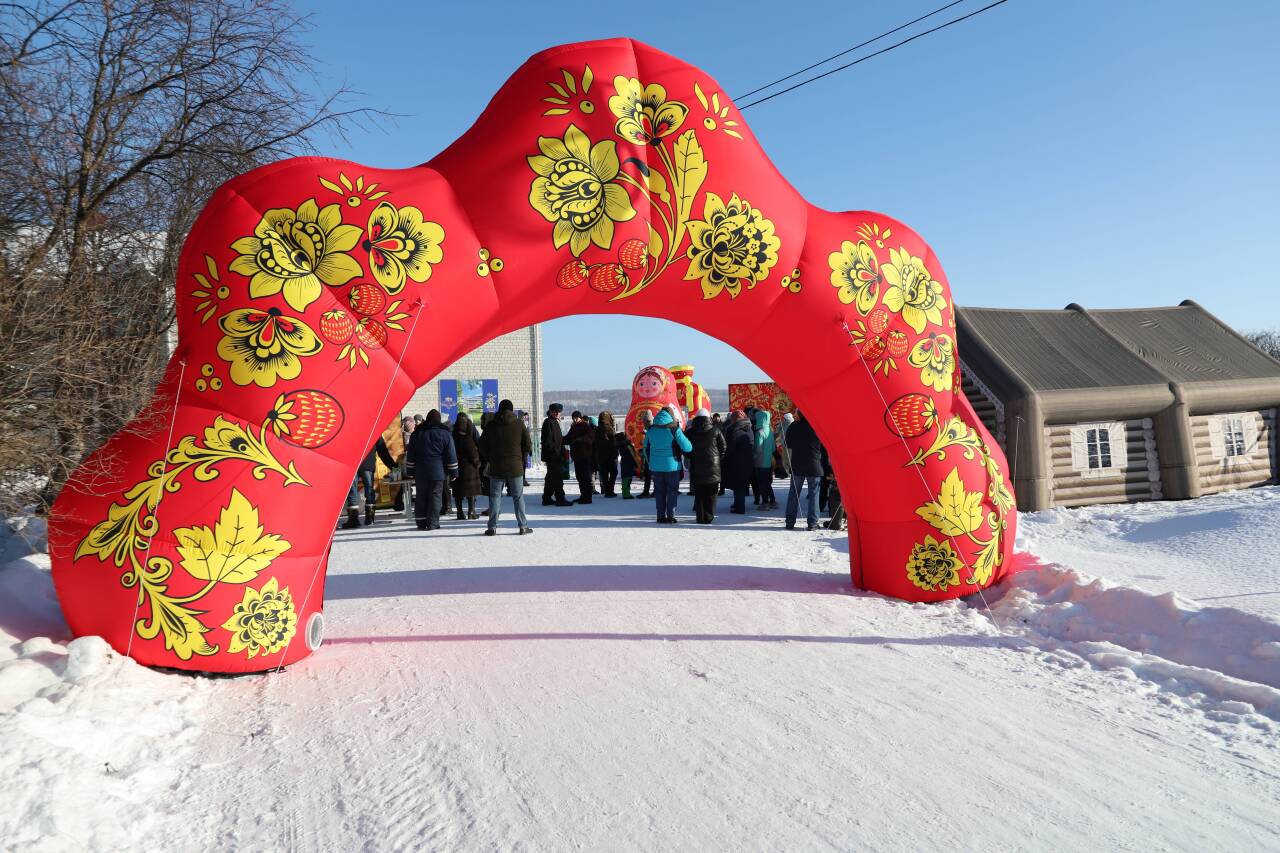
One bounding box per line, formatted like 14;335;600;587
3;482;1280;851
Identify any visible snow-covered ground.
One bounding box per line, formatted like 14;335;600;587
3;483;1280;851
1020;485;1280;620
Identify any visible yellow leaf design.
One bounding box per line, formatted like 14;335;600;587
672;129;708;221
915;468;984;536
968;536;1000;586
137;589;217;660
648;222;663;260
174;489;290;584
645;167;670;203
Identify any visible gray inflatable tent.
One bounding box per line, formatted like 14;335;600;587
956;301;1280;511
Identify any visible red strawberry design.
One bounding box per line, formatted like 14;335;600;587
355;317;388;349
868;307;890;335
556;261;589;289
267;389;345;448
348;282;386;316
319;309;355;345
886;329;909;358
884;393;937;438
617;238;648;270
588;263;628;292
860;335;887;362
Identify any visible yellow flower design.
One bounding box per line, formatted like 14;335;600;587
221;577;296;659
828;240;883;314
363;201;445;294
684;192;780;299
882;247;946;333
907;332;956;393
608;76;689;144
216;307;322;388
528;124;636;256
229;199;363;312
906;535;963;592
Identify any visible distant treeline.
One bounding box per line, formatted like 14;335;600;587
545;389;733;414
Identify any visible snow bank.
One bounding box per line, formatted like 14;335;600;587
1018;485;1280;619
0;556;209;852
990;562;1280;724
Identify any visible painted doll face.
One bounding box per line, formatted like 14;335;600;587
634;372;663;399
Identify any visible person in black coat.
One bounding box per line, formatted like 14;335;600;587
451;412;484;520
684;409;727;523
712;412;726;495
564;412;595;504
344;437;397;528
540;403;571;506
478;399;534;535
594;411;620;497
722;410;756;514
408;409;457;531
783;409;824;530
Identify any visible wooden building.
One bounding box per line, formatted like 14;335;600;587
956;301;1280;511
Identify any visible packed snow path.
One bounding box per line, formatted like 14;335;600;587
3;482;1279;851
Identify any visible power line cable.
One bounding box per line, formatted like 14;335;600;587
735;0;968;102
738;0;1012;111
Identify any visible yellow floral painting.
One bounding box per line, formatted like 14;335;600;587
528;123;636;256
364;201;445;294
905;535;963;592
221;577;297;659
229;199;363;312
828;239;883;314
907;332;956;393
216;307;322;388
882;247;946;334
684;192;779;300
609;76;689;144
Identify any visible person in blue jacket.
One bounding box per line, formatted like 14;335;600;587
752;410;777;510
643;406;692;523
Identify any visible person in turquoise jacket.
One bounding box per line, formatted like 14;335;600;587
644;406;693;523
752;409;777;509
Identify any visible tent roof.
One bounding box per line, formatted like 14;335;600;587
956;301;1280;416
1088;302;1280;384
957;307;1167;394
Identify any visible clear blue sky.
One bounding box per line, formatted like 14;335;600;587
301;0;1279;388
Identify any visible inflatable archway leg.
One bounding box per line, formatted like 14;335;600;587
49;37;1016;673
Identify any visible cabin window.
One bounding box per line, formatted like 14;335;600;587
1210;413;1256;461
1086;427;1112;469
1222;417;1246;458
1069;422;1127;478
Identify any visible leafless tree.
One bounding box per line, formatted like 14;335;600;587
0;0;380;513
1246;330;1280;362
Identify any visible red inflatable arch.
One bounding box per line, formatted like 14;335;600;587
48;38;1017;673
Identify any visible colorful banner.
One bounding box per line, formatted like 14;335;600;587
439;379;499;422
728;383;794;432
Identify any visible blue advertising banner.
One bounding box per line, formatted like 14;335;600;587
439;379;498;422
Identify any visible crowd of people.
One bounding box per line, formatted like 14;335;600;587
342;400;844;536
